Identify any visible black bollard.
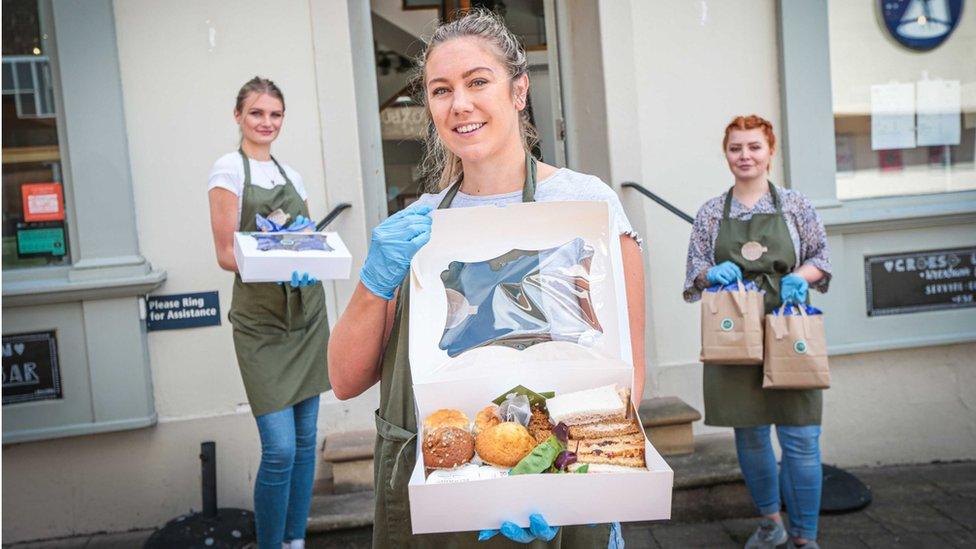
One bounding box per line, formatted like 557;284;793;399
144;441;255;548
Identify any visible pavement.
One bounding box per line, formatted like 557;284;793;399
6;460;974;548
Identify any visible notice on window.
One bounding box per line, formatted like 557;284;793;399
871;83;916;150
20;182;65;222
916;79;961;147
3;331;62;405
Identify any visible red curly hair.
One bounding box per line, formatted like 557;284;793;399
722;115;776;153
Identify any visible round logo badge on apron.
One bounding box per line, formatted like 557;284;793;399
794;339;808;354
720;318;735;331
741;241;768;261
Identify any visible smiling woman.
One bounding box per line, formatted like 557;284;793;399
327;8;646;549
205;76;331;549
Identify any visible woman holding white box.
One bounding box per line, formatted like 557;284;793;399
329;9;645;548
207;76;329;549
683;115;831;549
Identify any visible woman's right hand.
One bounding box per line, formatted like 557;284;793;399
360;205;433;300
706;260;743;285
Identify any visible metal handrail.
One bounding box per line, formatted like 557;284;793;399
622;182;694;225
316;203;352;231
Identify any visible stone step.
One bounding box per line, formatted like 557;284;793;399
307;490;375;533
307;433;751;532
321;430;376;495
638;397;702;456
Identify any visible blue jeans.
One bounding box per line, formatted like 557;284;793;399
254;395;320;548
734;424;822;541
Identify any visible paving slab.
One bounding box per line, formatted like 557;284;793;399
815;533;870;548
858;531;950;548
865;501;963;534
938;529;976;547
817;510;889;535
619;523;660;548
650;522;737;548
931;498;976;530
84;531;154;549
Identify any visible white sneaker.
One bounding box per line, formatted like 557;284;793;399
744;518;788;548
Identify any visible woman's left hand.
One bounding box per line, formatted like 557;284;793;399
780;274;808;304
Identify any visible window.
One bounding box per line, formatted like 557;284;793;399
827;1;974;201
2;0;69;269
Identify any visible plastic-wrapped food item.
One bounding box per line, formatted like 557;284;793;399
253;233;333;252
498;393;532;427
438;238;604;357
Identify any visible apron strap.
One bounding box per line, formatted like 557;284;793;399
437;152;538;209
722;180;782;219
375;410;418;489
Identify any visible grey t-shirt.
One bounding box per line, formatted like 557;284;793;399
408;168;641;246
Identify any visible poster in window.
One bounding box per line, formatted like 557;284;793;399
916;79;961;147
2;331;63;405
879;149;903;172
871;82;916;151
21;182;65;222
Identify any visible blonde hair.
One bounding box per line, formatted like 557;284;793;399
235;76;285;114
413;9;540;190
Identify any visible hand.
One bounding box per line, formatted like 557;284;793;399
290;271;318;288
780;273;808;304
706;261;743;285
478;513;558;544
360;205;433;300
287;215;315;232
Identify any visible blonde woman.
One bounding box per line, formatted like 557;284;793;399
329;10;643;548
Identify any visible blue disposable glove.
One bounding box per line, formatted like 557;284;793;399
290;271;317;288
706;261;743;285
478;513;559;544
287;215;315;232
360;205;433;300
780;273;809;304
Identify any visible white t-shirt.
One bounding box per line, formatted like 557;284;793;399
408;168;642;247
207;151;308;221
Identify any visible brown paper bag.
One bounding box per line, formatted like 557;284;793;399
700;280;765;365
763;305;830;389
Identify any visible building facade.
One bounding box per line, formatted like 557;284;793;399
2;0;974;542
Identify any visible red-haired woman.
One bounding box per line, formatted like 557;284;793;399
684;115;832;549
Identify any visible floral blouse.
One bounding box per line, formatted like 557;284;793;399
683;184;832;302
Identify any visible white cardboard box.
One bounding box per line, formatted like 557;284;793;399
406;201;673;534
233;231;352;283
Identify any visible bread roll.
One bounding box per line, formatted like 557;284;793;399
423;409;470;433
475;421;536;468
423;426;475;470
474;405;501;435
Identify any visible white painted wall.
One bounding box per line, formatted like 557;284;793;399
2;1;370;542
624;0;784;434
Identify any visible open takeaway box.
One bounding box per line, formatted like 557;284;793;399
406;201;673;534
233;231;351;283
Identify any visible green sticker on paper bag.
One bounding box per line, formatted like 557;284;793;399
17;227;65;256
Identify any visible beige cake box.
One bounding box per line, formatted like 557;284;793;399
233;231;352;283
407;201;673;535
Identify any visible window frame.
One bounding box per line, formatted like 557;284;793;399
777;0;976;357
777;0;976;231
2;0;165;306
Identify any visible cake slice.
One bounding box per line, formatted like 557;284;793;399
568;418;641;440
545;384;626;426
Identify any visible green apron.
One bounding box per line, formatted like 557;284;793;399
372;154;611;548
702;182;822;427
228;150;330;417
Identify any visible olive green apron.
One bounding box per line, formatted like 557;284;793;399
228;150;330;417
372;154;611;548
702;182;822;427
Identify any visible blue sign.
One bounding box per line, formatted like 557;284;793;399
881;0;964;51
146;291;221;331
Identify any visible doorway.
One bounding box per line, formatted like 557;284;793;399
369;0;566;214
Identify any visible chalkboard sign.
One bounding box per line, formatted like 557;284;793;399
146;291;221;331
2;331;62;405
865;246;976;316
